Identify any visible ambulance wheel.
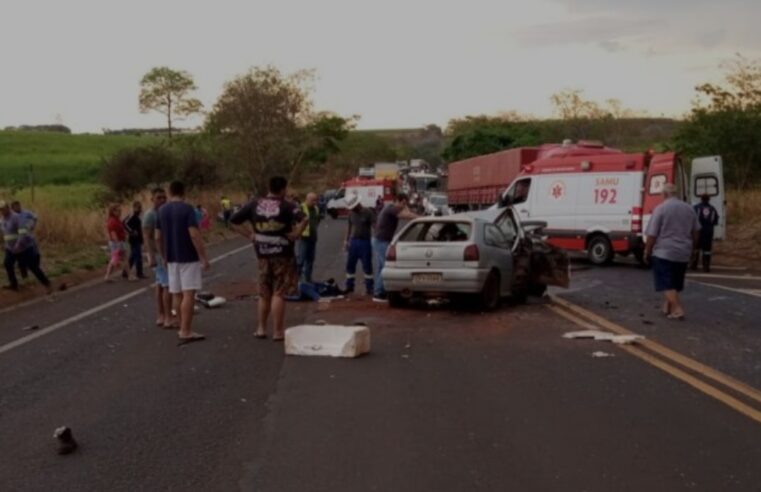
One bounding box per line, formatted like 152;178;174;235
587;235;614;265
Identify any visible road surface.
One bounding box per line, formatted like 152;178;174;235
1;221;761;491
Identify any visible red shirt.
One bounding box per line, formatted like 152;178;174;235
107;216;126;241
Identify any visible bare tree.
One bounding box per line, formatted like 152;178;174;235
139;67;203;140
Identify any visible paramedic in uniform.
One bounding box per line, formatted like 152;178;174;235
692;194;719;272
643;183;701;320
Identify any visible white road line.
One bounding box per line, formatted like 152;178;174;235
687;273;761;281
0;243;252;356
689;280;761;299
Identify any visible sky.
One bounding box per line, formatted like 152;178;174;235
1;0;760;133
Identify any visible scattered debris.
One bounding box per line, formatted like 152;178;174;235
240;398;247;403
53;426;78;455
708;296;729;302
196;292;215;302
642;320;654;325
285;324;370;358
401;354;410;359
197;296;227;309
58;283;68;292
563;330;644;345
22;325;39;331
592;351;615;358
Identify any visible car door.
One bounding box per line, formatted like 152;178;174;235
691;156;725;240
482;223;514;295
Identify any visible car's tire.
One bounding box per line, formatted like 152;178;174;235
587;235;614;265
527;283;547;297
388;292;407;308
479;271;501;311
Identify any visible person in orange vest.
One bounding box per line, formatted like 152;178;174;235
297;192;321;283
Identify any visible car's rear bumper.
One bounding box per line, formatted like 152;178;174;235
382;267;489;294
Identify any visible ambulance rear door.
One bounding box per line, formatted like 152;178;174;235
691;156;725;240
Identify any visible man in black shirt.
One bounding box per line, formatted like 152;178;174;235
344;194;375;295
123;201;145;279
231;176;308;341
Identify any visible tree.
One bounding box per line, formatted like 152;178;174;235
206;66;355;193
441;115;542;162
139;67;203;140
676;54;761;188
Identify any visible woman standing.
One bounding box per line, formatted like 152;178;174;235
104;204;128;282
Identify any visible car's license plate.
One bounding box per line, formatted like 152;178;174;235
412;273;442;284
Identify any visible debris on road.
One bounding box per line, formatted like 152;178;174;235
197;296;227;308
563;330;644;345
285;324;370;358
53;426;78;455
22;325;39;331
592;351;615;358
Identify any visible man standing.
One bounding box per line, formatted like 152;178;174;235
157;181;210;343
123;201;146;279
693;194;720;272
344;194;375;296
143;188;173;328
10;200;37;279
644;184;700;320
297;192;320;283
230;176;307;341
372;193;418;302
1;200;52;294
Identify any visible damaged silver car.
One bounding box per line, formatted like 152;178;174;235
381;207;569;309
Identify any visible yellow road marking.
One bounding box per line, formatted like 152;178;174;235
550;295;761;407
549;303;761;426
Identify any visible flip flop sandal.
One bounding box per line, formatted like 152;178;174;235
177;333;206;346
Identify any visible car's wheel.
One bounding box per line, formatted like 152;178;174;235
327;209;338;219
587;235;614;265
527;283;547;297
388;292;407;308
479;271;501;311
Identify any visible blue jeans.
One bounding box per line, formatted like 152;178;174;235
346;238;373;294
372;239;389;297
297;238;317;283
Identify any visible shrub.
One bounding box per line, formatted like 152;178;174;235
101;145;177;197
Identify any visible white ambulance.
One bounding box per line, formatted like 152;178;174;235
326;178;396;218
498;142;725;265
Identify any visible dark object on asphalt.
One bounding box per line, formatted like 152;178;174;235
196;291;215;301
642;320;654;325
22;325;39;331
59;283;67;291
54;426;78;455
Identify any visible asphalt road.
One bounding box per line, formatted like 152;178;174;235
2;222;761;491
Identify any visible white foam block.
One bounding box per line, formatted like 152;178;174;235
285;325;371;358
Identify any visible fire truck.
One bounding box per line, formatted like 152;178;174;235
326;178;397;218
497;142;725;265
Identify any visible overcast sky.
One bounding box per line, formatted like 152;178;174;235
1;0;759;133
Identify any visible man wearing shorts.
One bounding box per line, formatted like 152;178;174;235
231;176;307;341
156;181;210;342
143;187;173;328
644;183;701;320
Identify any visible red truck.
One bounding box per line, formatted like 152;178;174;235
447;147;539;211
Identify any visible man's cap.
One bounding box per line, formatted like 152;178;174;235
345;193;361;210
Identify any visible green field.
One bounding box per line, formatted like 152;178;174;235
0;131;160;187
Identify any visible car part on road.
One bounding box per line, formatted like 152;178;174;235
562;330;644;345
285;324;371;358
54;427;78;455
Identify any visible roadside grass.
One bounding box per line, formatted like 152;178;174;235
0;131;160;187
713;188;761;265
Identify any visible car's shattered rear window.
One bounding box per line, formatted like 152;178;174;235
399;222;472;242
